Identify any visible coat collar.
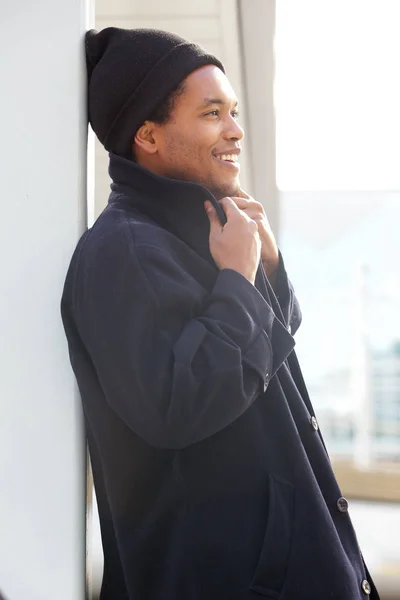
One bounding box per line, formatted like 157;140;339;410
108;152;226;264
107;152;287;328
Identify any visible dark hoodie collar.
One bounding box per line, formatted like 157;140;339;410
108;152;226;264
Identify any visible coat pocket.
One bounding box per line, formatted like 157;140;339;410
249;474;295;599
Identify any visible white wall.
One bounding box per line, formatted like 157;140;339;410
93;0;252;218
0;2;91;599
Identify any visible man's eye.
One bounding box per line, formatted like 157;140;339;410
231;110;240;119
205;110;219;117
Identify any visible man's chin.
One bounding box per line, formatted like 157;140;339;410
211;179;241;201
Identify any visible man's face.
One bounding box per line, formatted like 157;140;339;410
150;65;244;199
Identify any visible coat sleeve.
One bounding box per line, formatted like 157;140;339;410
73;235;295;449
273;251;302;336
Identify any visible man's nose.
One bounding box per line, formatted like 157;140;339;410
223;116;244;142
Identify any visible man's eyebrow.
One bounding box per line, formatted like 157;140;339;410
198;97;239;109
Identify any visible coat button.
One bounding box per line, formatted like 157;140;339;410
337;497;349;513
310;416;319;431
361;579;371;595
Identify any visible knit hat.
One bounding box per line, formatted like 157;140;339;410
85;27;225;157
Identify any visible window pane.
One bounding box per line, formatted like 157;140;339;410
280;190;400;466
275;0;400;191
276;2;400;589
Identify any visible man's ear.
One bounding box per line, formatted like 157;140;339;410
134;121;158;155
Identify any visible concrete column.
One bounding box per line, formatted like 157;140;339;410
238;0;279;237
0;1;92;599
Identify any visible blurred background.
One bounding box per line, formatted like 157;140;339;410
87;0;400;598
6;1;397;599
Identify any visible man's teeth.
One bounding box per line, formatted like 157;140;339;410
216;154;238;162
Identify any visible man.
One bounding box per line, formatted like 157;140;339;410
61;27;379;600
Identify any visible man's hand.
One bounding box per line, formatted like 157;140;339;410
229;191;279;279
205;197;261;285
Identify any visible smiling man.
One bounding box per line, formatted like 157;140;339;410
134;69;242;197
61;28;379;600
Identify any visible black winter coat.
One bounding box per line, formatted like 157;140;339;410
61;153;380;600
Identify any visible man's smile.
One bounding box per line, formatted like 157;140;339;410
213;149;241;170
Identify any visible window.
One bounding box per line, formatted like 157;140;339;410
275;1;400;591
276;0;400;468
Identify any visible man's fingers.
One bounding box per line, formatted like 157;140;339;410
229;196;250;210
231;196;266;220
218;196;243;218
204;201;221;228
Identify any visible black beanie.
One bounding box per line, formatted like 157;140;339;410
85;27;225;157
